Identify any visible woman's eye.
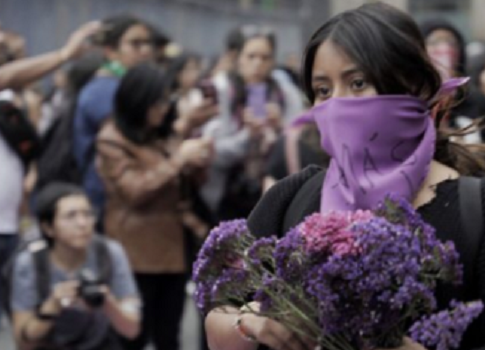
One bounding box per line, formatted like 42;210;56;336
351;78;367;90
315;86;331;99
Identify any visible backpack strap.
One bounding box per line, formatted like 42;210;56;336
458;176;483;286
93;235;113;284
285;127;303;176
32;245;51;303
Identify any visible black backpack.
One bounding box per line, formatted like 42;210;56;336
36;97;82;190
1;234;113;320
0;100;40;169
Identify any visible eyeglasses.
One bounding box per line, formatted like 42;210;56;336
123;38;154;50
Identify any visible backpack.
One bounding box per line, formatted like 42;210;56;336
36;97;82;190
1;234;113;320
0;100;40;169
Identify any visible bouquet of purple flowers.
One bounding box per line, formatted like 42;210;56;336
193;196;483;350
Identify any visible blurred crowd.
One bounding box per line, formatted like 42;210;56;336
0;10;485;350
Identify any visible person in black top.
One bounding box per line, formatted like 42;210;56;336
205;3;485;350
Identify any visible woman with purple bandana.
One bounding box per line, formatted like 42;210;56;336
205;3;485;350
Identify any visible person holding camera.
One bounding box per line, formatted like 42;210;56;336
9;182;140;350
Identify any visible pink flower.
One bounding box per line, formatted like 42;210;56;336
298;210;374;256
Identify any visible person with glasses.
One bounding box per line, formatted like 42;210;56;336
73;14;155;224
9;182;140;350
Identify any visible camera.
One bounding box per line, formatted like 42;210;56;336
77;269;105;308
197;80;218;104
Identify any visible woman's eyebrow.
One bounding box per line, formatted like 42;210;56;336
340;67;361;78
312;67;362;83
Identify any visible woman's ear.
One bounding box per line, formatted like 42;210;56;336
40;222;55;240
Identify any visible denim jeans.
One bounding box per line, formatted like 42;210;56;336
0;234;19;320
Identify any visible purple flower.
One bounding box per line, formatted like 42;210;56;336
410;301;484;350
192;197;475;350
246;236;277;267
192;219;254;312
274;228;307;282
211;269;251;305
254;274;279;312
193;219;252;281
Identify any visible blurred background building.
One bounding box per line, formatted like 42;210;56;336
0;0;483;65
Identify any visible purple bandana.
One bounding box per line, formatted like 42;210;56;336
302;78;468;213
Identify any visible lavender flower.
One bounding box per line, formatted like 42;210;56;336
253;273;279;312
246;236;277;268
410;301;484;350
274;228;307;282
192;219;253;312
192;196;477;350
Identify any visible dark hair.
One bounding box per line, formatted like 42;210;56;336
66;52;105;94
303;2;441;103
302;2;485;175
225;25;277;55
225;27;245;53
98;14;148;49
36;182;86;245
114;63;171;144
149;24;171;48
420;19;466;76
166;52;201;93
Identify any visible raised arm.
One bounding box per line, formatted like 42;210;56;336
0;21;101;90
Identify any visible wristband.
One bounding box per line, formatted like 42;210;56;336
233;314;257;343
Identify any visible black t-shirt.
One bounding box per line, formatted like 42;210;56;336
248;166;485;350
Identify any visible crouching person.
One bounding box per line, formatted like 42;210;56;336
9;182;140;350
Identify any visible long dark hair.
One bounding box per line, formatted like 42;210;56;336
114;63;172;144
230;25;284;119
302;2;485;175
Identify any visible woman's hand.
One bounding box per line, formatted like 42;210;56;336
242;313;316;350
239;303;315;350
177;138;213;167
265;102;283;129
59;21;102;61
175;98;219;137
375;337;427;350
42;280;80;314
243;108;265;137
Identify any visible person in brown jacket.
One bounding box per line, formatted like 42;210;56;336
96;63;212;350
